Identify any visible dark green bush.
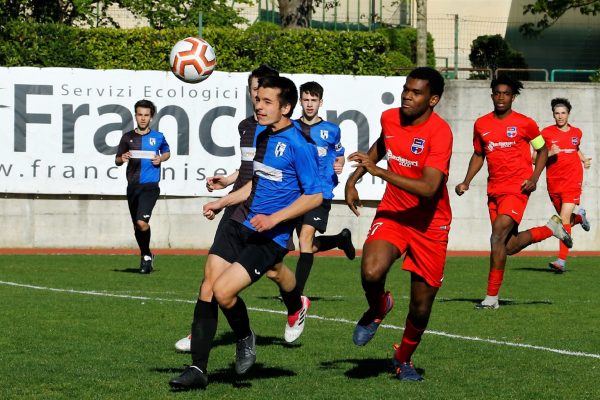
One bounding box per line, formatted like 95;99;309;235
0;21;434;76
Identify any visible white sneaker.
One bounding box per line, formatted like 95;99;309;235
284;295;311;343
475;299;499;310
578;208;591;232
175;334;192;352
546;215;573;248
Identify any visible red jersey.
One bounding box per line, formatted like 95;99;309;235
541;124;583;193
377;108;453;231
473;111;540;196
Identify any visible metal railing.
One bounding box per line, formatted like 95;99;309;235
495;68;549;82
550;69;597;82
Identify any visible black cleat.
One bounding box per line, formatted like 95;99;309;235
169;366;208;390
139;254;154;274
339;228;356;260
235;330;256;375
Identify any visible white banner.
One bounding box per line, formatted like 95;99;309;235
0;67;406;199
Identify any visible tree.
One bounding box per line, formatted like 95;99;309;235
0;0;252;29
415;0;427;66
469;34;527;73
278;0;339;28
0;0;115;27
120;0;252;29
520;0;600;37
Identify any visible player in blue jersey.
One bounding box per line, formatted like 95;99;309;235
174;65;279;353
169;76;322;390
115;99;170;274
293;81;355;295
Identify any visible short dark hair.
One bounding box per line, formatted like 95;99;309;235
491;74;523;95
248;64;279;87
299;81;324;100
257;76;298;118
407;67;445;98
134;99;156;117
551;97;572;113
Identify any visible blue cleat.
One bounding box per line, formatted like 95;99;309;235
352;291;393;346
393;358;423;382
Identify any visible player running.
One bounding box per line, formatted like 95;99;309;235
536;98;591;272
293;81;355;295
169;76;322;390
345;67;452;382
455;75;573;310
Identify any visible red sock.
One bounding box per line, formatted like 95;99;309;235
529;226;552;243
558;224;572;260
487;268;505;296
574;214;583;226
395;318;425;363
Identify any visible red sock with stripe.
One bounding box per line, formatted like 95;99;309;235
574;214;583;226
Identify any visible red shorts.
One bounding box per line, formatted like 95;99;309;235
364;216;449;288
487;193;529;224
548;191;581;213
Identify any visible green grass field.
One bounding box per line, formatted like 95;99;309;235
1;254;599;399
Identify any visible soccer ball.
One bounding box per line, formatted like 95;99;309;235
169;37;216;83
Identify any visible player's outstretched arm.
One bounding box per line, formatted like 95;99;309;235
202;180;251;219
206;170;239;192
345;136;386;216
455;152;484;196
250;193;323;232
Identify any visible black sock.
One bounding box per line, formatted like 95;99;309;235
294;252;314;294
191;298;219;371
280;285;302;316
220;297;251;340
134;227;151;256
314;233;342;252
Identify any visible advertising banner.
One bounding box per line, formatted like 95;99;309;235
0;67;406;199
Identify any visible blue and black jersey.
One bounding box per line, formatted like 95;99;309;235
116;130;170;185
240;123;322;248
231;116;267;192
295;119;345;200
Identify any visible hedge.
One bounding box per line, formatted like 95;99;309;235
0;21;434;75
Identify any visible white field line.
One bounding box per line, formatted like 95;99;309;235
2;280;599;360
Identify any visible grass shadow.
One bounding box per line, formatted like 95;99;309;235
320;357;394;379
112;268;143;273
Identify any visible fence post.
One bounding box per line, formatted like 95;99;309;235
198;11;203;37
454;14;459;78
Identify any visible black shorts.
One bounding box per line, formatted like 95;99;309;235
209;219;288;283
127;183;160;223
299;199;331;233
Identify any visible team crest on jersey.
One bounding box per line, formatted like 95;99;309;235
149;138;156;146
571;137;579;145
274;142;287;157
411;138;425;154
506;127;517;138
320;130;329;140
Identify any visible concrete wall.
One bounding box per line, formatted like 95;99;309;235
1;80;598;251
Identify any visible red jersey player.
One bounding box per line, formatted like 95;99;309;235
537;98;591;272
455;75;573;310
345;67;452;382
